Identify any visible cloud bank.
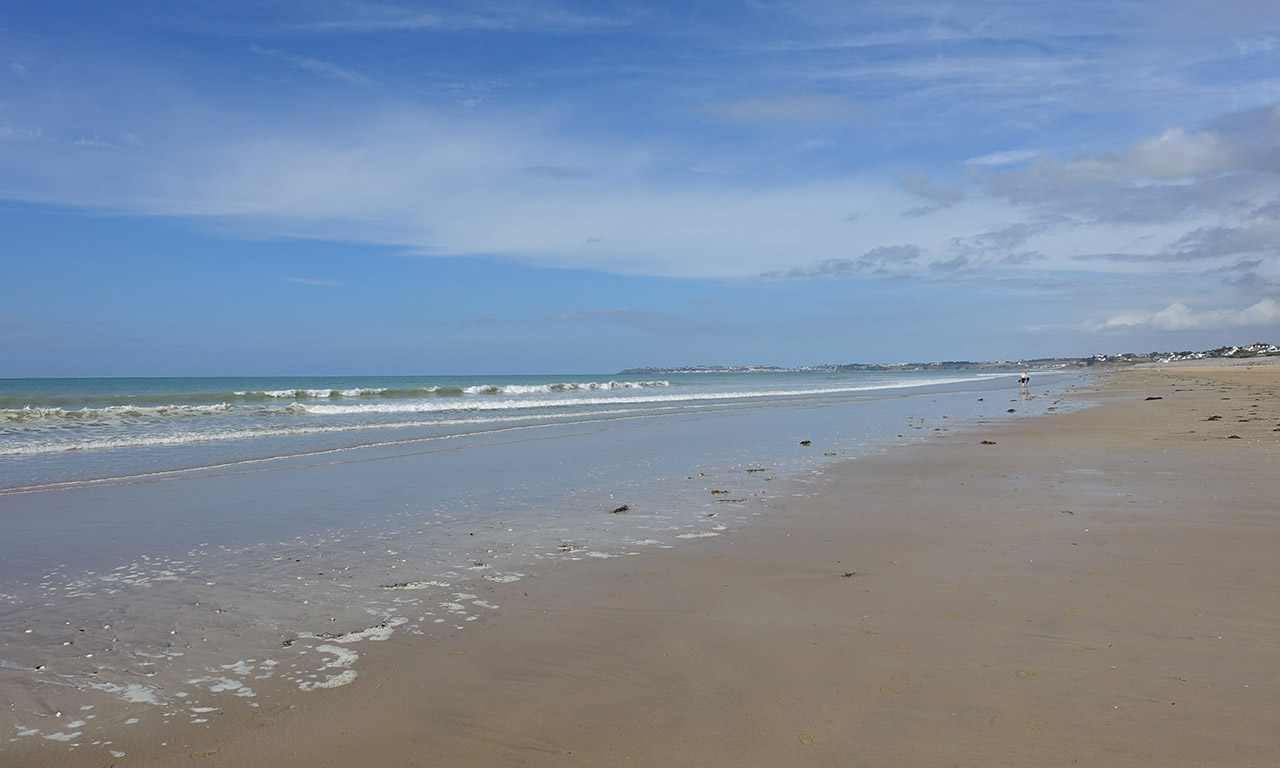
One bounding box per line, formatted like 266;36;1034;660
1088;298;1280;332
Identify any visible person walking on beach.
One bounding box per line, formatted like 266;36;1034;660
1019;370;1030;394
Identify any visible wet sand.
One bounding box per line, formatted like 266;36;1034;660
32;364;1280;766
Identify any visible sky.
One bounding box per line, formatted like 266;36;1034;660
3;0;1280;376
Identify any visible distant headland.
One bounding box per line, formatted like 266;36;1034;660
619;342;1280;375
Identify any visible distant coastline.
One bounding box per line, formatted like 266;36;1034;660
619;342;1280;375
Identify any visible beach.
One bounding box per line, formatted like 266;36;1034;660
12;5;1280;766
8;363;1280;766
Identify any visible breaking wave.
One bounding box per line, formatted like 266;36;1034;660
0;373;1007;460
3;403;235;425
0;380;670;410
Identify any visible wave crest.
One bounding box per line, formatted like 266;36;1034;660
3;403;233;424
461;380;669;396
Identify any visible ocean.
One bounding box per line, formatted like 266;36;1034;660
0;369;1087;757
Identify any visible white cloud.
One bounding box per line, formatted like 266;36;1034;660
5;91;1278;288
1031;127;1237;187
965;149;1040;167
1088;297;1280;331
966;107;1280;272
5;6;1280;294
4;100;1029;279
1124;127;1237;180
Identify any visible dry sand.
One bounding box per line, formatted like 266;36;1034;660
55;365;1280;766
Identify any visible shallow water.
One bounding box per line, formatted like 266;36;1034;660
0;370;1088;759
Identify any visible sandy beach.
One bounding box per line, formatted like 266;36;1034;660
24;363;1280;767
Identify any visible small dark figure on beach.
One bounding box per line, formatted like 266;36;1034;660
1019;371;1030;394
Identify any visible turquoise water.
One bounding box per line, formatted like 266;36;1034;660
0;368;1088;757
1;369;1087;578
4;370;1040;488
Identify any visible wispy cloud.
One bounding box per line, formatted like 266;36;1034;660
0;125;43;140
966;105;1280;288
285;277;344;287
928;254;969;272
966;149;1039;167
4;1;1280;307
947;223;1044;266
763;244;923;279
10;55;34;77
249;45;372;86
297;2;627;34
6;87;1279;298
901;171;963;217
5;0;1280;373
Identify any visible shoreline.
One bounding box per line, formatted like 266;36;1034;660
18;364;1280;766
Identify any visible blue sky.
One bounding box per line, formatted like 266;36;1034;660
3;0;1280;376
